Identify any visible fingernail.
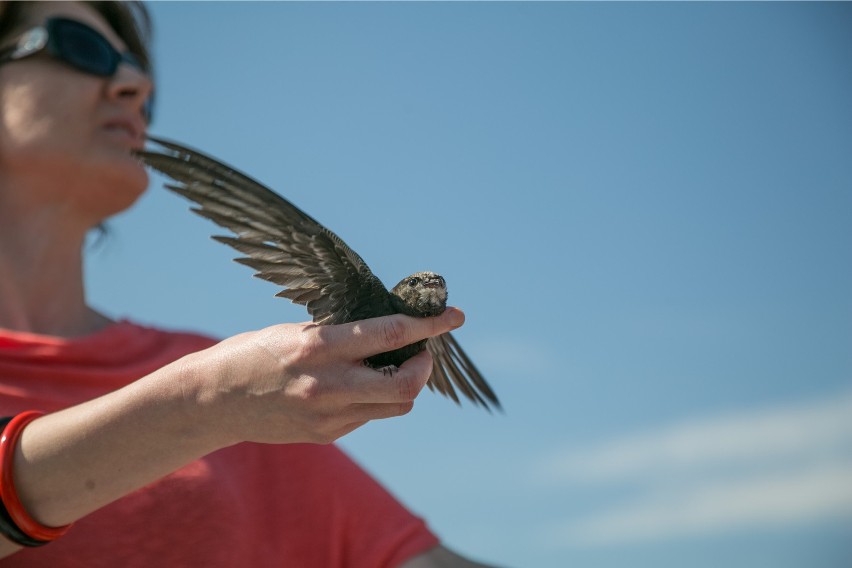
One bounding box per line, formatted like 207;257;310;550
446;308;465;328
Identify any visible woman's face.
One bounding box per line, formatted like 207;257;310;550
0;1;154;226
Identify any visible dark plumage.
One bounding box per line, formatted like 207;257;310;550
137;137;500;411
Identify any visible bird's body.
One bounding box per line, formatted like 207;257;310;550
137;137;500;411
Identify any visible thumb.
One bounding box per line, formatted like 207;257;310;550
330;307;465;360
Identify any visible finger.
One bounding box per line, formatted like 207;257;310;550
315;398;415;443
323;398;417;442
334;400;416;436
327;420;368;442
323;307;465;360
346;350;434;404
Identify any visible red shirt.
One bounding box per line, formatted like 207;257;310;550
0;321;438;567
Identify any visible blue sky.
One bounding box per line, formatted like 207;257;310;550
86;3;851;567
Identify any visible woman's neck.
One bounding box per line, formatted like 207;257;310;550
0;185;111;338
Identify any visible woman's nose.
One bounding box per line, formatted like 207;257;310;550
107;63;155;122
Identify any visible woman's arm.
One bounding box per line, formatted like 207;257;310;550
0;308;464;556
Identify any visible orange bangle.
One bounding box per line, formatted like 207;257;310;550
0;411;73;542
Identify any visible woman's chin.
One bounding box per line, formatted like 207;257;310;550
87;152;150;217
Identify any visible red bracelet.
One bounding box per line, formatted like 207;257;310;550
0;411;73;542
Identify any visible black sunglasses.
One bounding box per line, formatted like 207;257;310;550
0;17;153;121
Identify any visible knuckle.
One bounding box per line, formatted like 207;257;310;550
286;374;327;406
298;376;323;401
380;317;410;350
293;330;326;363
397;374;414;402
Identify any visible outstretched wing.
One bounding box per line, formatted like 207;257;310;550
139;137;501;412
426;332;502;412
137;136;390;325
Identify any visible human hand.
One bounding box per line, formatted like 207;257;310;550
182;308;466;447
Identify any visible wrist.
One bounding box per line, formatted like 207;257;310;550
166;347;244;451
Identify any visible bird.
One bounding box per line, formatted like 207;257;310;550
136;136;501;411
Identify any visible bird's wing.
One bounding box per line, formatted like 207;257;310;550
426;332;502;412
137;136;389;325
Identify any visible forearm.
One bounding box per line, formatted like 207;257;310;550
0;311;462;557
5;353;223;545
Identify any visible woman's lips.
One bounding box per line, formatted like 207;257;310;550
103;118;146;149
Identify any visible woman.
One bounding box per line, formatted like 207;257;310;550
0;2;494;566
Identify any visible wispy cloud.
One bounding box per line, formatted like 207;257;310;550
538;388;852;546
544;389;852;483
551;462;852;546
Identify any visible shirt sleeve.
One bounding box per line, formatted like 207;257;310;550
231;442;440;568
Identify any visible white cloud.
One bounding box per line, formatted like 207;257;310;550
554;462;852;546
543;389;852;483
538;387;852;547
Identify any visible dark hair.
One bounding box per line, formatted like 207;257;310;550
0;1;154;76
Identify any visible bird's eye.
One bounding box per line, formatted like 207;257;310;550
408;277;419;287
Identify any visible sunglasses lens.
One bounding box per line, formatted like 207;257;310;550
52;19;117;76
39;18;152;122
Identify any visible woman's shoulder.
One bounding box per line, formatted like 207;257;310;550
114;319;220;351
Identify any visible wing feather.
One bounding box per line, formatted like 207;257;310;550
137;136;389;325
427;333;501;411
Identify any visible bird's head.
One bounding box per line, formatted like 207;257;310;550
390;271;448;317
